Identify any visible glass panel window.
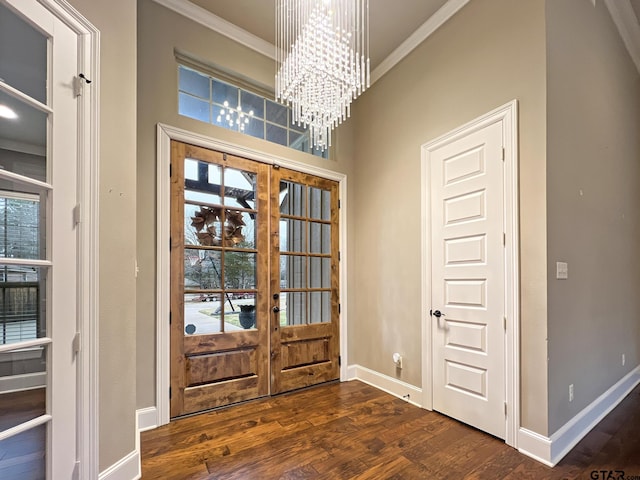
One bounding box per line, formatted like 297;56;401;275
266;124;287;146
184;292;222;335
266;100;287;127
0;91;47;183
179;67;210;100
0;193;43;260
0;266;47;345
240;90;264;119
283;292;306;326
0;3;47;104
178;65;328;158
309;222;331;254
0;375;46;431
309;257;331;289
0;421;46;480
309;291;331;324
280;255;306;290
179;92;210;123
224;252;256;290
184;249;221;290
212;79;238;106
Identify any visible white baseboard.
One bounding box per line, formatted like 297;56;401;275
0;372;46;394
97;408;154;480
137;407;158;432
347;364;422;407
519;365;640;466
517;428;553;466
98;449;140;480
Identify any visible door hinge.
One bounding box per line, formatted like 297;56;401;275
503;233;506;246
338;355;341;367
501;147;505;161
338;251;341;261
73;204;81;226
338;303;341;314
169;311;172;325
169;387;172;399
503;316;507;330
169;237;172;251
169;163;172;177
504;402;507;415
223;153;228;161
338;199;341;209
72;332;81;356
71;461;80;480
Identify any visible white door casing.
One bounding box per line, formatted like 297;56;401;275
421;101;519;447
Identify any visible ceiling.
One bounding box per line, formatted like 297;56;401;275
189;0;450;70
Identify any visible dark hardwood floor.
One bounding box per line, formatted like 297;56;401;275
141;380;640;479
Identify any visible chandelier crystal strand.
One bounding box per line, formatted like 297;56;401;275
276;0;370;151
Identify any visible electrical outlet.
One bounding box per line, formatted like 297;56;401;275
622;354;626;366
569;384;574;402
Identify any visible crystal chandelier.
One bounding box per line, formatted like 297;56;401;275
276;0;370;151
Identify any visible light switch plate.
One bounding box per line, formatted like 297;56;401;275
556;262;568;280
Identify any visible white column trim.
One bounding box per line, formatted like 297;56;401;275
156;123;348;426
420;100;520;447
38;1;101;479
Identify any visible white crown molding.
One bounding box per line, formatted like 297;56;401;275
152;0;469;86
150;0;275;59
605;0;640;74
371;0;471;83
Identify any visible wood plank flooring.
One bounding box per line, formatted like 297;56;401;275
141;380;640;479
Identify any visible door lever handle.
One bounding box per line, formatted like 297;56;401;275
430;309;445;318
273;306;280;313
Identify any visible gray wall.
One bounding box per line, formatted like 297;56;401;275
136;0;355;409
546;0;640;434
68;0;138;471
348;0;549;434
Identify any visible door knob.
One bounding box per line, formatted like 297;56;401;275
273;306;280;313
431;309;445;318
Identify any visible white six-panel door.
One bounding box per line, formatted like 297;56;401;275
430;120;506;439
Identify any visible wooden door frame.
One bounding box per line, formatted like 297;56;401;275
156;123;348;427
420;100;520;448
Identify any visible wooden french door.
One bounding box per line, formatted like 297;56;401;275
270;168;340;394
170;142;339;417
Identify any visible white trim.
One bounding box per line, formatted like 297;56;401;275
0;372;46;393
136;407;159;433
0;337;51;353
605;0;640;75
371;0;471;83
97;450;140;480
156;123;348;426
549;365;640;465
346;364;422;408
517;428;553;467
518;366;640;466
38;1;101;479
150;0;467;86
150;0;274;59
420;100;520;447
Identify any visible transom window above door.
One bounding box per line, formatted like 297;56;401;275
177;65;328;159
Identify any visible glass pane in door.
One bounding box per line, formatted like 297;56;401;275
0;3;47;104
0;422;46;480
